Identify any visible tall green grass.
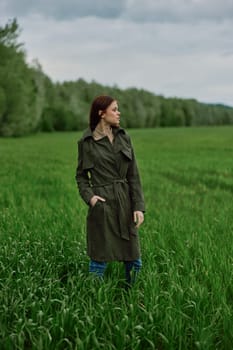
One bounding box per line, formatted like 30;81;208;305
0;126;233;349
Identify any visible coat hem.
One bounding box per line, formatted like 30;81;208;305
87;254;141;262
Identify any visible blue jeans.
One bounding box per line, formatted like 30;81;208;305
89;258;142;284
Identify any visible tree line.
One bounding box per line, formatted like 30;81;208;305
1;19;233;137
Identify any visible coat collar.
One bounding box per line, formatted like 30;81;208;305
81;127;126;141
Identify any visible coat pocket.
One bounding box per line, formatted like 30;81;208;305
87;200;104;227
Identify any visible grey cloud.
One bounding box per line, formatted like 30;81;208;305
1;0;233;23
1;0;126;20
123;0;233;23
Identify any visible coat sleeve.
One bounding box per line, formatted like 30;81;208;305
75;140;95;205
126;136;145;212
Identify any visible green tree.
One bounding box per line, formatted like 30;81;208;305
0;19;42;136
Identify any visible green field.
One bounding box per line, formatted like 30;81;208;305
0;126;233;349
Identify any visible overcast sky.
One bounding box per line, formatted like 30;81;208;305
1;0;233;106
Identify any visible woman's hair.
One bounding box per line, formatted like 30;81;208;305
89;95;116;131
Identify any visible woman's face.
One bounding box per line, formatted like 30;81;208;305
102;100;121;127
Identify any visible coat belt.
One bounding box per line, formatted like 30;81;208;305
92;179;130;241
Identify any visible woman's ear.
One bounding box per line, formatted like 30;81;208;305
99;110;105;118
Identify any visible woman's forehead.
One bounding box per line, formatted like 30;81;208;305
109;100;118;107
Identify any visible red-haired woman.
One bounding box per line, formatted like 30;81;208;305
76;95;145;286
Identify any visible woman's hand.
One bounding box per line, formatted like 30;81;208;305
133;211;144;228
89;195;106;207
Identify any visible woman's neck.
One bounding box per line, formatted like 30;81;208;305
95;120;112;134
93;120;114;143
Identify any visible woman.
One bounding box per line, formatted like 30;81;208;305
76;95;145;285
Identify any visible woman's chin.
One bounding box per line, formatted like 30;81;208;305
112;122;120;128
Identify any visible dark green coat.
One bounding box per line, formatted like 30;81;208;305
76;127;145;262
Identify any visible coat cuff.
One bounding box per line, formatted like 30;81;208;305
132;201;145;213
80;188;95;206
